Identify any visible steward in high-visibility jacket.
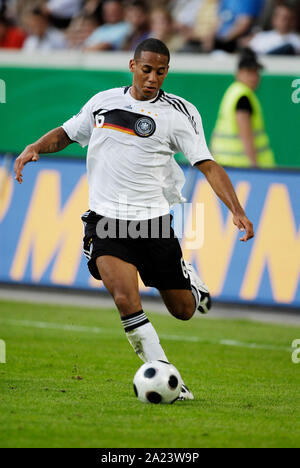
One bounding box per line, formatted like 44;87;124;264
211;50;275;168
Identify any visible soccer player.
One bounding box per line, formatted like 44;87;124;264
14;38;254;400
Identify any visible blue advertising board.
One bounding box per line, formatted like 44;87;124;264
0;154;299;308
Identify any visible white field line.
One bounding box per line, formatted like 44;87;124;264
0;318;292;353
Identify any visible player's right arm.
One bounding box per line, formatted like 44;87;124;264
15;93;97;184
170;99;254;242
14;127;73;184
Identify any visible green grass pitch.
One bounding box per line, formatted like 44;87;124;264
0;299;300;448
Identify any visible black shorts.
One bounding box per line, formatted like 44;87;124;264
81;210;191;291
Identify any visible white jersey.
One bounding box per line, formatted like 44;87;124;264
62;86;213;220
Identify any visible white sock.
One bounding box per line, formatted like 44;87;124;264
121;310;169;363
122;311;187;393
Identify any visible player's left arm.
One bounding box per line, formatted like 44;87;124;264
196;160;254;242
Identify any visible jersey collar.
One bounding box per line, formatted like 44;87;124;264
124;86;164;104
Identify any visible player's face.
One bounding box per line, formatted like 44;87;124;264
129;51;169;101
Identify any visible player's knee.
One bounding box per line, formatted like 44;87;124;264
172;302;195;321
114;293;130;313
113;292;140;315
179;309;194;321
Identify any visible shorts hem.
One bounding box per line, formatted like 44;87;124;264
142;280;191;291
88;251;138;280
151;285;192;291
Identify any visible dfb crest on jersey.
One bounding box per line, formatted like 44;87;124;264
134;117;156;138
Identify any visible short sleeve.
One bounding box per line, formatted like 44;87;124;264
62;97;95;148
236;95;253;113
170;101;214;166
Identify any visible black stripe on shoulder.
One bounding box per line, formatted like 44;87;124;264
170;96;192;119
151;89;164;104
164;94;191;119
123;86;130;94
160;95;182;114
161;94;199;135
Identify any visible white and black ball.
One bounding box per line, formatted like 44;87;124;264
133;360;182;404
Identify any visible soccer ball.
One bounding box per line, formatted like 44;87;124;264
133;360;183;404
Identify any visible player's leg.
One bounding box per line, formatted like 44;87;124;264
158;257;211;317
157;288;196;400
156;259;211;320
158;287;209;401
96;255;142;316
160;281;211;320
97;256;193;401
138;223;211;318
96;255;169;363
159;289;195;321
184;261;212;315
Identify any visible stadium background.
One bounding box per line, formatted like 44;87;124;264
1;0;300;451
0;51;299;309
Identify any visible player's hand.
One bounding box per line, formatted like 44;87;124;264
14;145;40;184
233;213;254;242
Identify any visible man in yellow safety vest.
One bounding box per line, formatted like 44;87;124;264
211;48;275;168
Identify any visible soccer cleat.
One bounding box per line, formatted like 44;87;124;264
184;261;212;314
177;384;194;401
197;290;211;315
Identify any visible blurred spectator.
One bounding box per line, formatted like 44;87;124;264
0;0;7;14
149;8;184;52
123;0;150;51
3;0;300;56
211;48;275;168
42;0;83;29
83;0;103;22
168;0;203;48
259;0;300;32
67;13;100;48
45;0;83;18
1;0;10;15
192;0;218;46
177;0;219;53
1;0;19;22
83;0;131;51
210;0;266;53
0;13;26;48
11;1;43;26
249;2;300;54
171;0;203;31
258;0;278;30
22;7;67;51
